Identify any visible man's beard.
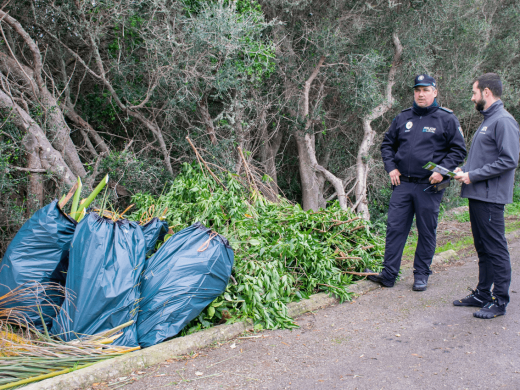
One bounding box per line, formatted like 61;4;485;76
475;98;486;111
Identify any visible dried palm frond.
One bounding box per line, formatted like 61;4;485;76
0;284;139;389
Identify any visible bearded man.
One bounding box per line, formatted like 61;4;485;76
454;73;520;319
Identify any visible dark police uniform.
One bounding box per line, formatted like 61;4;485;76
379;75;467;283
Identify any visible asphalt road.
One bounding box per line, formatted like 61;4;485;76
115;239;520;390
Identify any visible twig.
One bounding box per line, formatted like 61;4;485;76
343;271;378;276
59;181;79;209
335;256;362;260
8;165;46;173
331;216;362;228
205;355;237;368
186;136;226;190
183;373;222;383
237;146;259;195
349;226;366;232
223;371;259;381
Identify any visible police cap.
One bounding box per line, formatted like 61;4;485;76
413;74;436;88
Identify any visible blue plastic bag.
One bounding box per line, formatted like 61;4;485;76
51;213;146;346
141;218;169;257
137;222;234;348
0;200;76;330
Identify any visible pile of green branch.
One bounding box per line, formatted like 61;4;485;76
131;161;384;332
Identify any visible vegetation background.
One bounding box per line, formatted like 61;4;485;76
2;0;520;256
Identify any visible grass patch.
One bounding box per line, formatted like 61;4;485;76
401;202;520;260
434;236;474;254
505;220;520;233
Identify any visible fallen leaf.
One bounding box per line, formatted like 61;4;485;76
230;343;236;349
195;372;203;376
281;341;289;346
118;377;128;381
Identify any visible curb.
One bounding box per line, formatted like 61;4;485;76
22;279;381;390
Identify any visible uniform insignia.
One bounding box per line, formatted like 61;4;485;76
418;75;424;81
406;121;413;130
439;107;453;113
458;126;464;137
480;126;488;133
422;127;436;133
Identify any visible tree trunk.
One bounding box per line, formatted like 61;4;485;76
295;133;321;211
197;94;218;146
355;33;403;220
355;119;377;219
62;104;110;156
294;56;349;211
23;132;44;214
0;11;87;179
0;89;76;186
259;110;282;194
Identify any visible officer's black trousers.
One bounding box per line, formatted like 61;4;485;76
382;181;444;281
469;199;511;306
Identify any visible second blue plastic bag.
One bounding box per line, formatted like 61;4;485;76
137;222;234;348
141;218;169;257
51;213;146;346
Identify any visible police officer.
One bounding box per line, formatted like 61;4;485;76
366;74;467;290
454;73;519;319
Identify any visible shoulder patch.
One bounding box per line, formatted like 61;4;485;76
439;107;453;113
401;107;412;112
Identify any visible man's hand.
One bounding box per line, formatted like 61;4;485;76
389;169;401;186
429;172;443;184
455;171;471;184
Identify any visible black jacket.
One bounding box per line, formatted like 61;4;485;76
460;100;519;204
381;103;467;179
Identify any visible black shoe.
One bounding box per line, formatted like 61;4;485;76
473;297;506;319
412;276;428;291
453;288;489;308
365;268;394;287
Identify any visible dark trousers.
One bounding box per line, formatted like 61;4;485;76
469;199;511;306
382;181;444;281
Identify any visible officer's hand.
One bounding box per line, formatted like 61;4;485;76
455;171;471;184
429;172;443;184
454;167;462;173
389;169;401;186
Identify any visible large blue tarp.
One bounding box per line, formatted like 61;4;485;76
137;222;234;348
0;200;76;330
51;213;146;347
141;218;169;257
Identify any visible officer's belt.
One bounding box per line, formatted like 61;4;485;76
400;176;431;184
